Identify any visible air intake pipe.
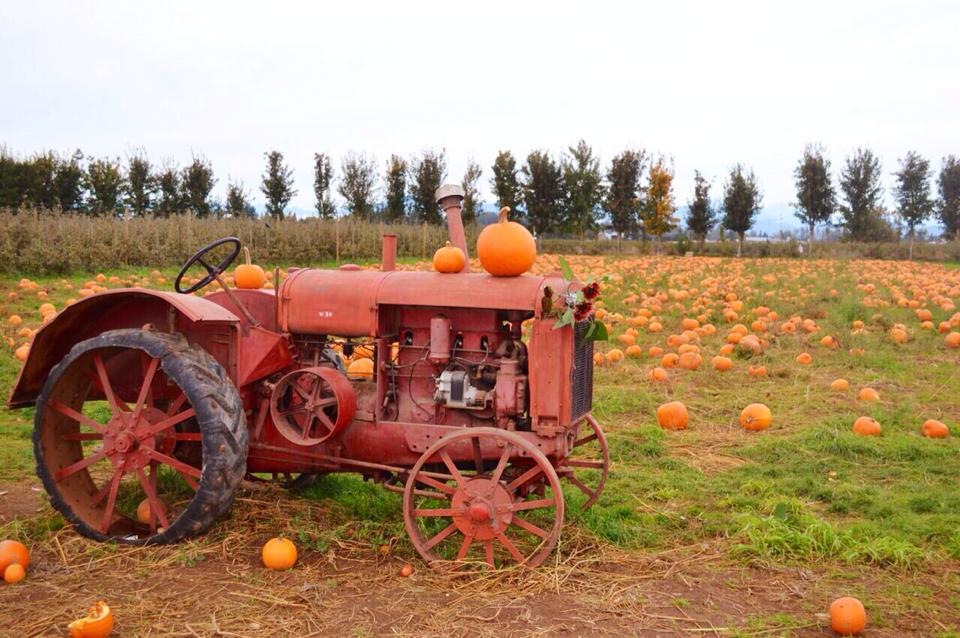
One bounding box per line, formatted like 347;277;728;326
435;184;470;273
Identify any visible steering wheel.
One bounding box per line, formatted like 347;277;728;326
174;237;242;294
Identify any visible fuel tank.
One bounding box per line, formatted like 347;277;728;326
278;268;559;337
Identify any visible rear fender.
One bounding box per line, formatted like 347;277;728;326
8;289;242;408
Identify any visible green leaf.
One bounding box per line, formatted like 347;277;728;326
583;322;597;341
553;308;574;329
590;320;608;341
772;502;788;521
558;256;574;281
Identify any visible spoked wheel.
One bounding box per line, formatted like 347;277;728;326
34;329;247;543
556;415;609;511
270;367;355;446
403;427;565;569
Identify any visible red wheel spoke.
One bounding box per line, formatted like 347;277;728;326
566;474;596;499
145;449;201;480
438;451;465;488
132;356;160;423
140;408;196;439
99;466;124;534
315;409;335;432
488;444;512;487
511;515;549;539
49;400;107;434
511;497;555;512
166;392;188;416
494;530;525;563
412;508;456;517
278;406;308;417
315;397;338;408
61;432;104;441
178;471;199;491
300;413;316;437
136;468;170;530
423;522;458;551
455;532;475;561
412;489;449;499
483;539;495;567
414;474;456;496
92;353;122;416
574;432;598;447
564;459;605;469
54;448;108;480
472;437;484;473
507;465;544;492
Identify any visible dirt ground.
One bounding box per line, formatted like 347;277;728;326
2;479;957;638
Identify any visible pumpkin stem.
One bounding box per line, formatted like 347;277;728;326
445;241;451;247
243;246;252;265
498;207;510;223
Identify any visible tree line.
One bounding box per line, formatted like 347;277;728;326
1;143;957;256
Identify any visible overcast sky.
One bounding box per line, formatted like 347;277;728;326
2;1;958;220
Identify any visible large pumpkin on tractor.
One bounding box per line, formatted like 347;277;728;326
9;185;608;568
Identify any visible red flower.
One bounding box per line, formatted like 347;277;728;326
582;282;600;300
574;301;593;321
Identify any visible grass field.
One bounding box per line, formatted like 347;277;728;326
1;254;959;637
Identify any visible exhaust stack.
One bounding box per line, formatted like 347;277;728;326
380;233;397;271
435;184;470;273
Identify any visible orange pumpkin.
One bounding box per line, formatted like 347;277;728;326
67;601;114;638
678;352;702;370
852;416;881;436
648;367;669;382
656;401;688;430
857;387;879;402
712;356;733;371
605;348;624;363
747;365;767;378
234;247;266;289
262;537;298;570
136;498;169;525
921;419;949;438
3;563;25;584
661;353;680;368
624;344;643;358
829;596;866;635
476;207;536;276
830;379;849;391
0;540;30;572
795;352;812;365
347;357;374;379
432;242;465;273
946;332;960;348
739;403;772;431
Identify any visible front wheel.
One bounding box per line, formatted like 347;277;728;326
34;329;248;544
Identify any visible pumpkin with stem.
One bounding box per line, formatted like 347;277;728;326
432;242;465;273
234;247;266;289
656;401;688;430
476;207;536;276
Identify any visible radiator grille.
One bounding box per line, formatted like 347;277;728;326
570;320;594;421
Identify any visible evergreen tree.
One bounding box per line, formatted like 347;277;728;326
338;152;377;219
490;150;523;219
260;151;296;220
225;180;255;217
181;156;217;217
54;149;86;212
793;144;835;247
521;150;565;239
126;151;155;216
408;149;446;224
721;164;762;256
155;164;183;217
893;151;933;259
461;159;483;225
686;170;716;248
838;148;884;241
0;146;21;208
604;149;645;246
641;157;677;251
85;157;126;216
562;140;603;238
383;155;407;223
936;155;960;240
24;152;58;209
313;153;336;218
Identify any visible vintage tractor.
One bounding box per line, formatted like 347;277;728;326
8;186;607;568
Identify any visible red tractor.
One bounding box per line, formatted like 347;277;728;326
9;186;607;568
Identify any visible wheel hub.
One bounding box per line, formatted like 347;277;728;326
103;407;167;471
451;477;513;541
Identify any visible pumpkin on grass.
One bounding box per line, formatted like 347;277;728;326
852;416;881;436
432;242;465;273
921;419;949;438
262;537;298;570
829;596;866;635
656;401;688;430
0;540;30;572
857;387;879;402
476;207;536;276
830;379;849;391
3;563;25;584
739;403;772;431
234;247;266;289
